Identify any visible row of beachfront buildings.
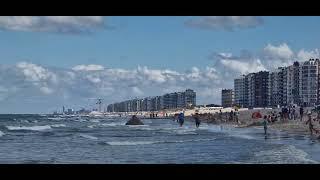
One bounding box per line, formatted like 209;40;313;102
107;89;196;112
222;58;320;108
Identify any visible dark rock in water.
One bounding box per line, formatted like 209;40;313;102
126;115;144;125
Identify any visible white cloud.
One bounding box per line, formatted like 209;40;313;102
40;86;54;95
0;16;105;34
263;43;294;60
16;62;57;83
220;59;266;75
185;16;264;31
72;64;105;71
297;49;320;60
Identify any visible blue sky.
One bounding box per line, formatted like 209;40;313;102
0;16;320;113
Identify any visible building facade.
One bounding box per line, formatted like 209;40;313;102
234;75;247;108
107;89;196;112
234;59;320;108
221;89;234;108
300;59;319;107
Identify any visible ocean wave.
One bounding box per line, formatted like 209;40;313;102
50;124;66;128
202;125;256;140
79;134;98;140
90;119;100;123
127;125;149;128
106;141;156;146
6;125;52;131
88;125;95;128
0;130;4;137
47;117;64;121
105;138;216;146
253;145;318;164
101;122;125;127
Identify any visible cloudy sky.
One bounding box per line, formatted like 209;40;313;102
0;16;320;113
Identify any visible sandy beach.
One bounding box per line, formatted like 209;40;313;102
180;108;320;138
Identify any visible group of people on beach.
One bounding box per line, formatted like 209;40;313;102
260;106;320;138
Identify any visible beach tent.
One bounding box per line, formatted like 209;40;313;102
251;112;262;119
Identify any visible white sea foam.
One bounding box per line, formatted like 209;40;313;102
75;119;87;122
88;125;95;128
203;124;256;140
253;145;318;164
6;125;52;131
48;117;64;121
90;119;100;123
107;141;156;146
128;125;149;128
106;138;216;146
0;131;5;137
79;134;98;140
50;124;66;128
101;122;125;127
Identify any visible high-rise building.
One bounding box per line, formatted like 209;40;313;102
234;75;246;107
286;61;300;105
254;71;269;108
185;89;196;108
247;73;255;108
300;59;319;107
221;89;234;108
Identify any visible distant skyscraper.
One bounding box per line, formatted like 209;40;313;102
107;89;196;112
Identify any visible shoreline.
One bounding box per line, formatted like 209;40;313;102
183;108;320;138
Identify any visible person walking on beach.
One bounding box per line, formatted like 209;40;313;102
306;111;316;136
194;111;201;128
300;106;304;121
178;112;185;127
229;110;234;121
263;115;268;136
292;106;296;120
235;109;240;124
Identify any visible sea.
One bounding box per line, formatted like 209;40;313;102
0;114;319;164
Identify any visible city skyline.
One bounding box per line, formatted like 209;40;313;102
1;16;320;113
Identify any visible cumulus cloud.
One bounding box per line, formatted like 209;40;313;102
263;43;294;60
185;16;264;31
0;16;105;34
211;43;320;78
0;62;225;113
72;64;105;71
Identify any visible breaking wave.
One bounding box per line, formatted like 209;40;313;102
6;125;52;131
252;145;318;164
79;134;98;140
105;138;216;146
50;124;66;128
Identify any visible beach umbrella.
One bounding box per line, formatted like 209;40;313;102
252;112;262;119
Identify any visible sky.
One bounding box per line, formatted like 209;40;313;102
0;16;320;114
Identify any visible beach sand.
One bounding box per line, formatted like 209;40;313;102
184;108;320;137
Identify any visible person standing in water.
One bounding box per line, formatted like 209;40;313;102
178;112;185;127
194;111;201;128
300;106;304;121
263;115;268;136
